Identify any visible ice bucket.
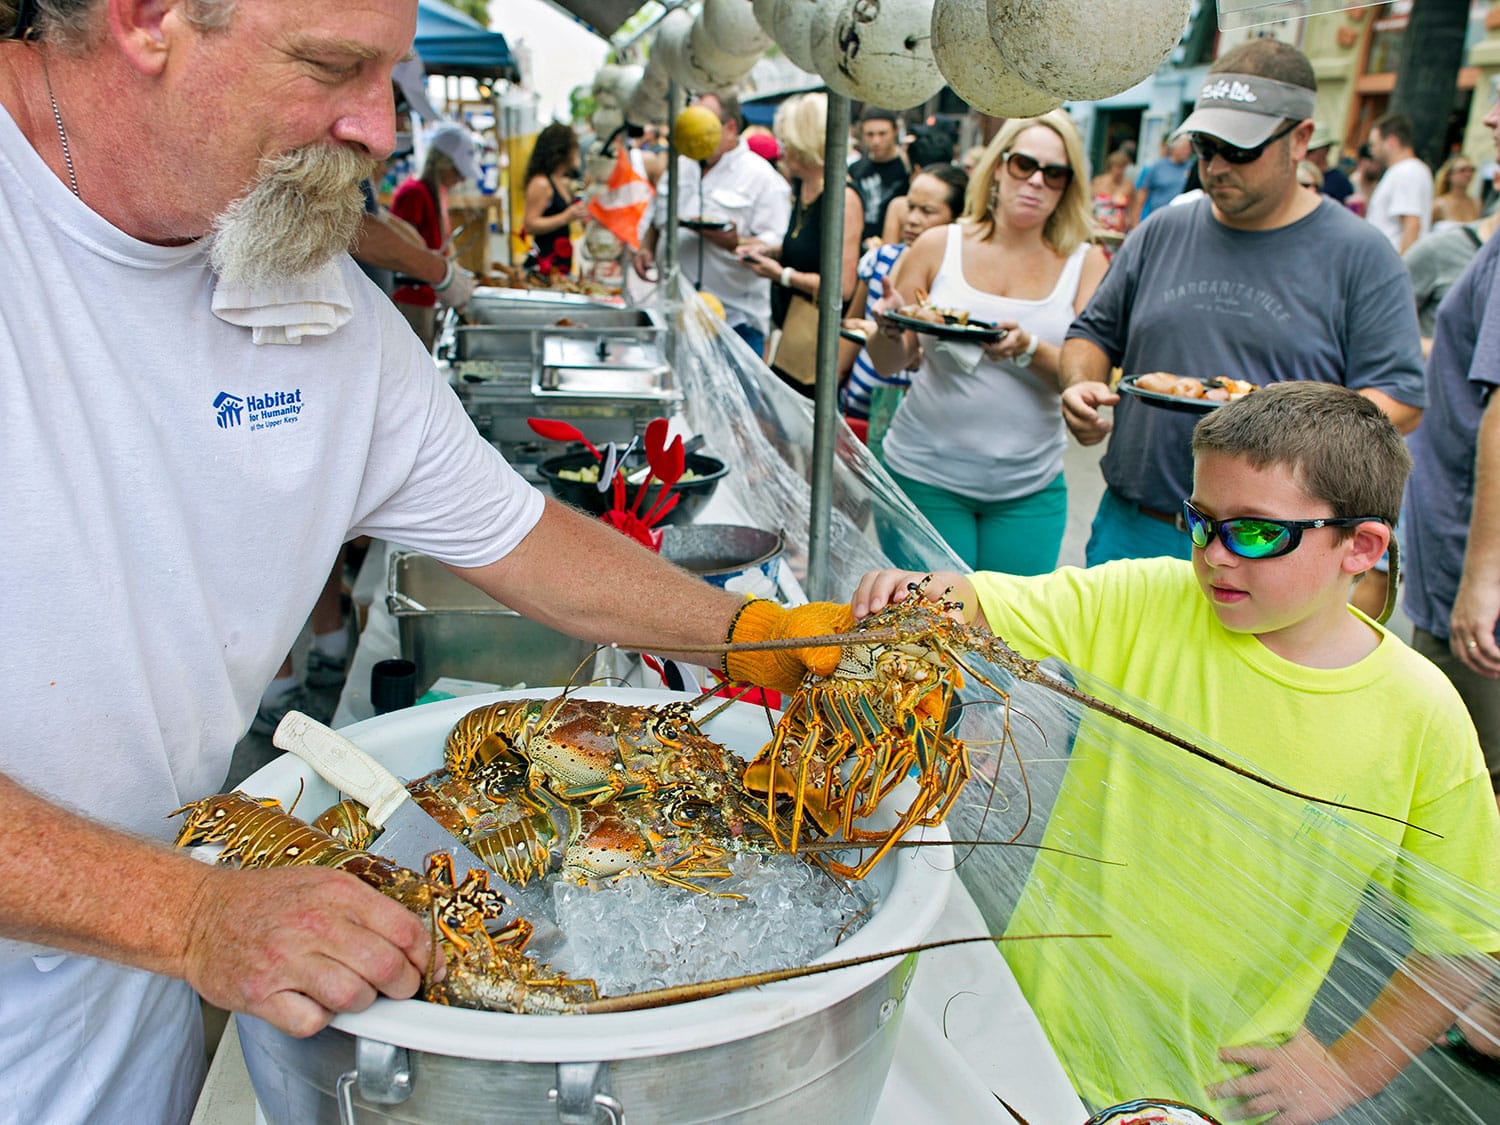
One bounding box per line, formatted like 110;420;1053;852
233;687;952;1124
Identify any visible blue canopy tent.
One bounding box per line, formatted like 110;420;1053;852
416;0;519;81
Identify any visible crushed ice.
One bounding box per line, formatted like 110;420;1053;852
543;852;879;995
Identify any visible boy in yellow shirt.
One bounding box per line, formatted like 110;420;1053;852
850;383;1500;1119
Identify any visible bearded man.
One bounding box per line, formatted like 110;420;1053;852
0;3;837;1119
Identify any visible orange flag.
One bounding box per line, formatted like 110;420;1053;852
587;145;653;251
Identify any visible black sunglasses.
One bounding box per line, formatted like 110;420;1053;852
1002;151;1073;190
1181;500;1383;560
1189;120;1300;166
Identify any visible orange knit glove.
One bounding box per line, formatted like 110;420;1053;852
723;599;857;693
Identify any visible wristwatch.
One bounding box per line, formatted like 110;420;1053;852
1013;332;1040;368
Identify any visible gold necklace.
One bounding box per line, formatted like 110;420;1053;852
790;186;816;240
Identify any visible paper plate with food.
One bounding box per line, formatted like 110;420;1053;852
1119;372;1259;413
678;216;734;232
882;292;1008;343
1085;1099;1223;1125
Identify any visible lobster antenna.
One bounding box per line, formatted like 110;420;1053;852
577;932;1108;1013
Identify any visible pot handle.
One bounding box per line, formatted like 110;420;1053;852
550;1060;624;1124
335;1039;412;1124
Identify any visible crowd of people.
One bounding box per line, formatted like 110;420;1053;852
3;3;1500;1124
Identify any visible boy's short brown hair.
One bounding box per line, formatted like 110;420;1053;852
1191;383;1411;527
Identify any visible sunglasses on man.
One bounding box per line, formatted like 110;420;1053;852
1181;500;1383;560
1188;120;1300;166
1001;151;1073;190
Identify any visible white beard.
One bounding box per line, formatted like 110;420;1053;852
207;145;376;287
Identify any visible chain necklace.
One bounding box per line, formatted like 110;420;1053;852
41;58;80;198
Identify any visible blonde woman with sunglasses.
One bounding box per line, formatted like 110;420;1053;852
868;111;1108;574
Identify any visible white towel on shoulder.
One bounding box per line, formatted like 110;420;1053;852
210;260;353;345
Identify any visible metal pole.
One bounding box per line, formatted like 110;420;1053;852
807;92;850;600
663;82;683;293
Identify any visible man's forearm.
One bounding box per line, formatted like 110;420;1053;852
1462;396;1500;588
1357;388;1422;435
0;771;209;975
1059;337;1113;389
452;499;745;665
1398;215;1421;256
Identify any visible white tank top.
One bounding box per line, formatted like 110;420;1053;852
884;224;1088;501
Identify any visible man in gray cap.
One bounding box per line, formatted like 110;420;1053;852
1058;38;1424;567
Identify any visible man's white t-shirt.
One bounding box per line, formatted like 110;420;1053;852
651;140;792;333
0;104;543;1120
1366;155;1433;250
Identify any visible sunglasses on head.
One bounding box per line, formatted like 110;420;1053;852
1181;500;1383;560
1189;120;1300;166
1001;151;1073;190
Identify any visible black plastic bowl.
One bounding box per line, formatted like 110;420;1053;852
538;448;729;526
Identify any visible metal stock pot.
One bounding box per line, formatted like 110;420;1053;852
231;689;952;1124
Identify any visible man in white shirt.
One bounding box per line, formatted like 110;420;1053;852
1366;112;1433;254
0;4;836;1120
635;92;791;356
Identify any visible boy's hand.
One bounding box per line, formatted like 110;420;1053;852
850;570;980;626
1209;1028;1361;1123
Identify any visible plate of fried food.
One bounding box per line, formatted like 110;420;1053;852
679;216;734;233
883;291;1007;343
1119;373;1258;413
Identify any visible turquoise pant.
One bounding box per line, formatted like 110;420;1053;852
886;468;1067;575
1084;487;1193;566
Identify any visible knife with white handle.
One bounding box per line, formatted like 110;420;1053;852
271;710;567;957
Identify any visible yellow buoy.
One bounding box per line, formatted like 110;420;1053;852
673;105;723;162
698;291;726;319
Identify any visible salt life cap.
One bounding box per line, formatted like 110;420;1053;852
426;123;481;184
1172;74;1317;148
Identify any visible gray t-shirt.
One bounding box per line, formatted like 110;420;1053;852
1403;232;1500;638
1069;197;1425;513
1405;223;1484;338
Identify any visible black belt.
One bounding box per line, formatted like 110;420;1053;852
1136;502;1188;531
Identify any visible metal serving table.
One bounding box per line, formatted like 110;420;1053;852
441;289;679;477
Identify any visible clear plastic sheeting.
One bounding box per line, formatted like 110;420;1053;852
659;280;966;595
1217;0;1382;30
905;648;1500;1122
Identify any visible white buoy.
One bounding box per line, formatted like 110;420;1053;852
810;0;945;111
986;0;1193;101
705;0;773;54
752;0;783;38
772;0;822;73
688;14;761;88
809;0;859;98
655;8;699;91
931;0;1058;119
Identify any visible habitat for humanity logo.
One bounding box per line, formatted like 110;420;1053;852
213;388;304;432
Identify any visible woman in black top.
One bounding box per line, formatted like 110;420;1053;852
740;92;864;395
523;123;589;278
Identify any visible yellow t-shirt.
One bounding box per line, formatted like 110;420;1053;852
968;558;1500;1112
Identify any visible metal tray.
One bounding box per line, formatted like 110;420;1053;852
386;551;598;690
